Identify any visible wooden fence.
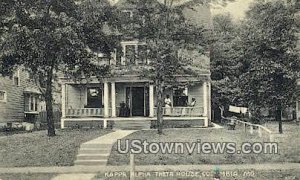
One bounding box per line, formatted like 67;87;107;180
222;117;274;142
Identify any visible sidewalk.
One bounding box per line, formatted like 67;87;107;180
0;163;299;174
74;130;136;166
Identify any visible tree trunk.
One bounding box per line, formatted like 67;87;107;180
45;73;56;137
276;105;283;134
156;78;164;135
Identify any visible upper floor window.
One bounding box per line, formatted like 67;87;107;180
121;41;149;65
121;10;133;19
13;70;20;86
0;91;7;102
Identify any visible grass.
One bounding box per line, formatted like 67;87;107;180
0;129;112;167
0;173;56;180
264;121;299;135
108;124;299;165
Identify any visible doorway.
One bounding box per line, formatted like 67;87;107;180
126;87;145;116
131;87;145;116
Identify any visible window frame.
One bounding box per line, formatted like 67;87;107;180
13;70;20;86
121;41;147;65
0;90;7;103
86;87;103;108
28;94;38;112
121;10;134;19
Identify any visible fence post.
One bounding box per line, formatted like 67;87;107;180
130;153;135;180
258;127;262;137
250;125;253;134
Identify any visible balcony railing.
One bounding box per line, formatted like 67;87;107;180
154;106;204;117
66;108;104;117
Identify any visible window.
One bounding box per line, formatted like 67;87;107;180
13;70;20;86
125;45;136;64
121;41;148;65
28;95;38;111
86;87;103;108
0;91;7;102
121;10;133;19
173;87;188;107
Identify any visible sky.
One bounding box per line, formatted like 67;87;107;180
211;0;254;20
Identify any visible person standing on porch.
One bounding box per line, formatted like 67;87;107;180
189;98;196;116
164;95;172;116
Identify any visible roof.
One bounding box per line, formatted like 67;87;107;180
23;87;42;95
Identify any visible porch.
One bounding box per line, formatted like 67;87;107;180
60;77;211;129
61;116;209;130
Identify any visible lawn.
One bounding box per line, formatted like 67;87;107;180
0;173;56;180
0;129;112;167
107;125;299;165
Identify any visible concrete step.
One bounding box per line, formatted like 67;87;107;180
113;120;151;130
78;148;111;154
76;154;110;160
74;159;107;166
80;143;112;149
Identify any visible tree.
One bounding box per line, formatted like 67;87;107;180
0;0;114;136
238;0;300;133
211;14;244;118
119;0;237;134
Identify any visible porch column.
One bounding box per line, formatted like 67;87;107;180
208;82;211;122
111;82;116;117
297;100;299;123
103;82;109;119
149;84;154;117
203;82;209;127
61;84;66;129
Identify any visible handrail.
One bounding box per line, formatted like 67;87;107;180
222;116;274;141
154;106;204;117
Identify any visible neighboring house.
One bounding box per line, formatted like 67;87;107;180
0;69;45;124
60;0;212;129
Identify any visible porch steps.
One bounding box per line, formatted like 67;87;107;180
78;147;111;154
113;120;151;130
75;159;108;166
75;144;111;166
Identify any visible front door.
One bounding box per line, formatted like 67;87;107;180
131;87;145;116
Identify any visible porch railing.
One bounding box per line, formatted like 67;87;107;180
66;108;104;117
154;106;204;117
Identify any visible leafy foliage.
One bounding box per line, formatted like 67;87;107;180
238;0;300;110
211;14;244;110
0;0;115;136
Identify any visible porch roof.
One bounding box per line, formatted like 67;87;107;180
59;74;210;84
